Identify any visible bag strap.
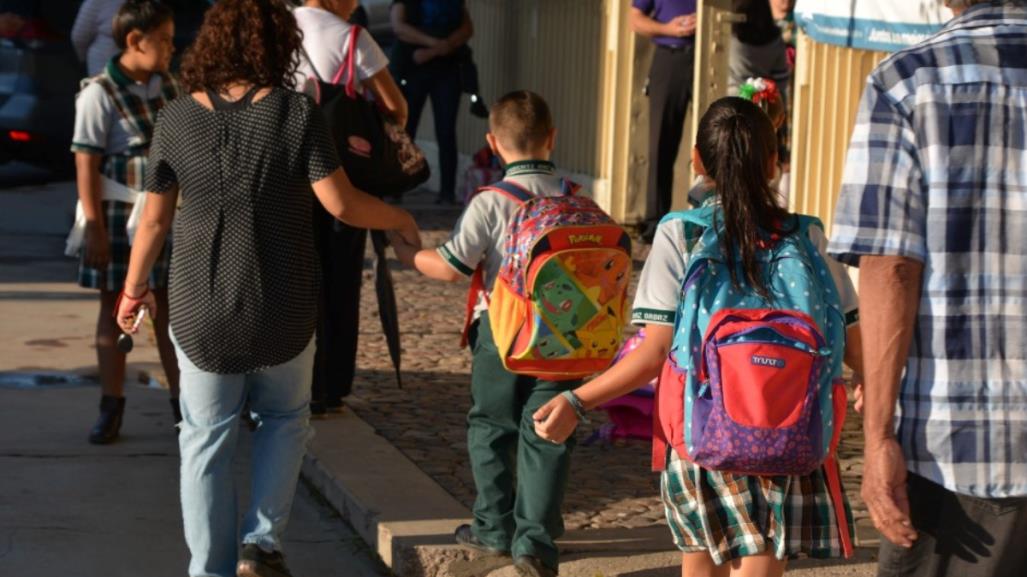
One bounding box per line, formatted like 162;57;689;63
458;177;554;347
824;382;854;558
460;266;487;348
481;180;535;204
795;214;823;236
659;206;715;229
457;180;531;347
299;44;327;84
332;25;363;97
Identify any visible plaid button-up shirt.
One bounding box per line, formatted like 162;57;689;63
829;3;1027;499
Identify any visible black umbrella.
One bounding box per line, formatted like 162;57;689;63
370;230;403;388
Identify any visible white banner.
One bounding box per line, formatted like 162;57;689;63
795;0;954;52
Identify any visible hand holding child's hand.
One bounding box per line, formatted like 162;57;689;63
397;220;422;251
387;228;419;266
533;395;579;444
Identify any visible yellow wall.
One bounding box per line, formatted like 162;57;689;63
413;0;605;176
789;33;887;236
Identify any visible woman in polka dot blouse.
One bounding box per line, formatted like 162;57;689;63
113;2;421;576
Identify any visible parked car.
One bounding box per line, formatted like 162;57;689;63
0;1;83;177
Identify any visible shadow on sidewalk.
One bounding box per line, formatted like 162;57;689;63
345;367;666;533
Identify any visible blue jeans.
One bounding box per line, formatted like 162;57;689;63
173;333;315;577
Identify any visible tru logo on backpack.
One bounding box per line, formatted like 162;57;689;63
750;355;786;368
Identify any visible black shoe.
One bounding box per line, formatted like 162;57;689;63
514;556;557;577
454;524;508;556
170;398;182;425
309;399;327;416
88;395;125;444
237;544;293;577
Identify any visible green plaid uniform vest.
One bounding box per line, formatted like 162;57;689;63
81;72;181;190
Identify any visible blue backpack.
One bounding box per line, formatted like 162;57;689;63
653;206;854;557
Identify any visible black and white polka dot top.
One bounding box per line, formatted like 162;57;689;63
146;88;340;374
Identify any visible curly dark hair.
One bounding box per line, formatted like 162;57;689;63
179;0;302;93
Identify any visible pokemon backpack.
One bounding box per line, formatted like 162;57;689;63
462;180;632;380
655;205;854;557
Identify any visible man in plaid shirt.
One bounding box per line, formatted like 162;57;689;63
828;1;1027;575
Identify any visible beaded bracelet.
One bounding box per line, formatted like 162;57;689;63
561;390;590;424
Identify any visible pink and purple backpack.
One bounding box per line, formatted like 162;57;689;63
592;329;656;442
654;206;854;557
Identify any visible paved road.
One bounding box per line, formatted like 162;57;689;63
0;178;389;577
0;162;53;190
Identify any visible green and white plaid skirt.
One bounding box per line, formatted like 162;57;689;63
660;448;854;565
78;200;170;291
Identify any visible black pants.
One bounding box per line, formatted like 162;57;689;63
877;473;1027;577
403;59;462;202
646;44;695;225
311;206;367;404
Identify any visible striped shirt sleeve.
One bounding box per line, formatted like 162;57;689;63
828;79;928;266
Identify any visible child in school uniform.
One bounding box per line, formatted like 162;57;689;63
390;90;576;577
68;0;181;444
533;97;864;577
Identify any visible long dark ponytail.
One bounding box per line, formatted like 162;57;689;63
695;96;791;299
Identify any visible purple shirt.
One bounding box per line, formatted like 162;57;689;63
632;0;697;47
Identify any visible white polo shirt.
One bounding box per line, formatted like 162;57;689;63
293;6;389;88
632;214;859;327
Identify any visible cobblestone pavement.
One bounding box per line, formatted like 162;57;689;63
341;191;874;540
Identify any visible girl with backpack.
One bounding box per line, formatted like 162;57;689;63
534;97;864;577
294;0;409;414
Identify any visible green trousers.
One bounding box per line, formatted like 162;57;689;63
467;317;580;571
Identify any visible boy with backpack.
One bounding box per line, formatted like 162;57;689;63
533;97;864;576
67;0;181;444
390;90;631;577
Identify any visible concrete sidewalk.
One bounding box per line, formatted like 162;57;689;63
0;180;387;577
303;409;880;577
0;385;389;577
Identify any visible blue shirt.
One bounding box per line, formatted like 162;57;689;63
393;0;464;38
632;0;697;48
828;4;1027;499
